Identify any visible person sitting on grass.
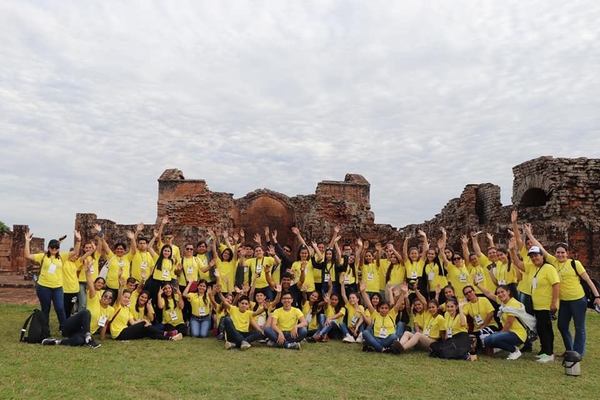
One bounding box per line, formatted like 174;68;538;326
264;292;308;350
41;308;101;348
183;279;217;338
157;283;186;336
360;282;400;353
218;286;265;350
340;278;365;343
311;281;348;342
394;298;445;354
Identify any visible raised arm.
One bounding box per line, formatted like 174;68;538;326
311;241;324;261
355;238;364;267
471;231;483;257
359;281;375;314
418;230;429;261
510;210;525;251
460;235;471;262
486;233;496;249
402;236;410;264
148;230;159;258
24;231;35;261
474;281;496;302
70;231;82;259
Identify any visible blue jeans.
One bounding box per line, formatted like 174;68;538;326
482;331;522;352
264;326;307;348
190;315;212;338
77;282;88;310
395;321;406;337
362;328;398;352
314;319;349;338
558;297;587;356
36;284;66;331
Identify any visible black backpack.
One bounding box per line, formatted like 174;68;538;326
570;260;600;309
20;309;50;343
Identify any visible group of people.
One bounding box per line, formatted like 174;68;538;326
25;211;600;362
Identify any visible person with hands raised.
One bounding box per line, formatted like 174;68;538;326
340;279;365;343
311;280;349;342
219;287;265;350
95;223;132;302
25;230;81;332
360;281;399;353
129;223;154;283
403;230;428;292
357;238;380;297
158;283;186;336
209;229;238;294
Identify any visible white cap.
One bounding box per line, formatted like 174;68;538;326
527;246;542;255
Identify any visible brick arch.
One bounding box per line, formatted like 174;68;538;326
234;190;295;246
514;174;553;207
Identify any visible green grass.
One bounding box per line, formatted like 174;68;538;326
1;303;599;399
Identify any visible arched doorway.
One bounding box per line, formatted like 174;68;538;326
520;188;549;207
235;193;295;247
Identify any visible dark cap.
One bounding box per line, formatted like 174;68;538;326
48;239;61;249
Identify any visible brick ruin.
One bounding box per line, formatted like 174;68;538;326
3;156;600;278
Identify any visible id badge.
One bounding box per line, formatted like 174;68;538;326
424;328;431;337
378;327;388;338
187;267;193;274
351;315;359;326
532;277;538;289
98;315;108;327
459;273;467;283
410;271;417;280
447;327;453;338
474;315;484;326
118;260;125;267
498;279;506;286
256;264;263;275
324;273;330;282
257;315;266;327
344;275;350;284
141;262;148;270
169;310;178;321
475;273;484;284
48;263;57;274
428;271;435;281
367;272;374;281
199;307;206;316
162;269;170;279
214;269;220;277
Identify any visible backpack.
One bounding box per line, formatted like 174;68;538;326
20;309;50;344
571;260;600;309
429;332;471;359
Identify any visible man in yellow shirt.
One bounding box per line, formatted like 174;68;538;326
264;292;307;350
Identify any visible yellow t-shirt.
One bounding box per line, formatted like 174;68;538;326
78;252;101;283
385;262;406;286
188;292;212;317
371;311;396;338
229;305;252;332
517;247;535;295
531;263;560;310
424;262;448;292
423;313;445;340
291;260;315;292
546;255;586;301
110;306;132;338
161;296;184;325
324;304;346;323
129;292;147;321
470;265;494;294
404;259;425;281
346;304;364;329
302;302;320;330
341;263;357;286
33;252;69;289
105;251;131;289
378;259;391;291
195;253;211;281
476;255;498;292
62;257;80;294
413;311;428;331
362;262;380;293
464;297;497;331
87;289;103;314
446;263;471;299
152;257;176;282
216;259;236;292
158;241;181;265
90;304;115;334
245;257;275;289
272;307;304;331
444;313;468;337
492;262;518;286
321;261;338;285
180;256;200;286
130;250;154;282
501;297;528;342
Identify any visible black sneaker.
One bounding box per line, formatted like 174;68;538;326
42;338;58;345
87;339;101;349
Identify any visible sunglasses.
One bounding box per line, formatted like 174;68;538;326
452;257;461;261
186;248;194;251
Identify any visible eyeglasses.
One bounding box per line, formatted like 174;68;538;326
452;257;461;261
186;248;194;251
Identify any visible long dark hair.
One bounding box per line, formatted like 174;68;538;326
161;283;176;309
197;279;208;305
330;293;344;314
136;290;151;318
155;244;173;270
385;254;402;284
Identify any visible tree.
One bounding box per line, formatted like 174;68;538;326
0;221;9;235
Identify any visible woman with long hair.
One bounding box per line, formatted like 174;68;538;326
157;283;186;336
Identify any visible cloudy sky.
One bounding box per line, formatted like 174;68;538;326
1;0;600;243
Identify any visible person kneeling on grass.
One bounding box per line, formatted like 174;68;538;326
110;288;182;341
264;292;308;350
41;309;101;348
219;290;265;350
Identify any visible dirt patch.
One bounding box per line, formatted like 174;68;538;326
0;288;38;305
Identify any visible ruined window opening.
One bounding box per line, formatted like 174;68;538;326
520;188;549;207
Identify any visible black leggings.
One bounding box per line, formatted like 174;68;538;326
116;321;168;340
63;292;79;318
60;310;91;346
534;310;554;355
164;323;187;335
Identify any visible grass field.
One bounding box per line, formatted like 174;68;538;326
1;303;598;399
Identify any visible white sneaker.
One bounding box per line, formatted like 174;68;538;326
240;341;251;351
535;353;547;359
224;341;235;350
286;342;301;350
356;332;364;343
536;354;554;363
493;348;501;354
342;334;355;343
506;348;522;360
170;333;183;341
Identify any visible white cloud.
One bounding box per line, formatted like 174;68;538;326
1;0;600;243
